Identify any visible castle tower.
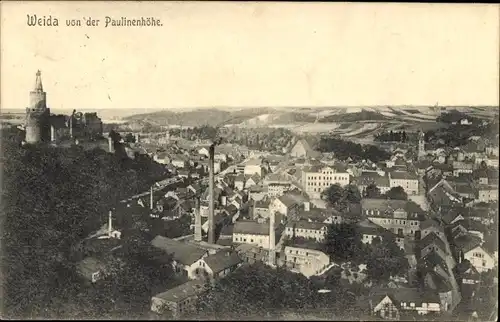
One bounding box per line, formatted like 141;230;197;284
418;131;425;160
25;70;50;143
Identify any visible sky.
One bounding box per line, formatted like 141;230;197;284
1;2;499;111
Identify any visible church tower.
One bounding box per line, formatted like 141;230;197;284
25;70;50;143
417;130;425;160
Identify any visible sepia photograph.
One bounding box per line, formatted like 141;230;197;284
0;1;499;320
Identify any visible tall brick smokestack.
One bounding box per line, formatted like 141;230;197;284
194;197;202;242
268;211;276;266
208;143;215;244
108;136;114;153
150;185;154;211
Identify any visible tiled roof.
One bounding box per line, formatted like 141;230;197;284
286;220;327;231
420;232;447;254
420;250;449;274
255;199;271;209
389;171;418;180
203;249;242;274
153;280;205;303
233;220;269;235
453;234;483;254
151;236;207;265
420;218;444;231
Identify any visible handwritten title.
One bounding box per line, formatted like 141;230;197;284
27;14;163;27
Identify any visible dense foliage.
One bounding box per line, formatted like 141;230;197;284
321;184;362;216
317;136;391;162
194;263;360;320
323;223;365;263
1;127;170;318
361;184;408;200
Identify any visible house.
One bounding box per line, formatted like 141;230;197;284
197;249;243;280
171;155;188;168
355;171;391;195
284;220;328;242
197;146;210;158
264;173;293;197
301;165;350;199
248;185;268;201
477;184;498;202
153;152;171;165
243;158;264;177
361;199;424;239
463;245;496;273
367;287;441;319
234;174;246;191
388;171;419;195
357;220;404;249
283;243;330;277
151;236;208;279
177;170;190;179
253;198;271;219
452;161;474;176
420;218;446;242
454;259;481;286
151;280;206;316
232;220;281;250
245;174;261;189
76;257;107;283
269;193;309;220
419;232;448;260
289;139;319;158
295;207;343;225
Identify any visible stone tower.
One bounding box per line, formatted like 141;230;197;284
25;70;50;143
417;131;425;160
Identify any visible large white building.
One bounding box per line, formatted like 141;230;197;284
302;165;350;199
283;245;330;277
388;171;419;195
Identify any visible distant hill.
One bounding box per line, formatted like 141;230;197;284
318;109;392;123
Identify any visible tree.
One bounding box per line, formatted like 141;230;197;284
322;184;347;210
365;231;408;282
384;186;408;200
364;183;381;198
323;223;364;262
124;132;136;143
344;184;362;204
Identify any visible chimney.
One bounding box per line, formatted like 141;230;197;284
268;211;276;266
208;144;215;244
50;125;56;142
108;210;113;237
194;198;202;242
108;136;114;153
150;186;154;210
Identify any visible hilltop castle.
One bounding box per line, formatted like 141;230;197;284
24;70;103;144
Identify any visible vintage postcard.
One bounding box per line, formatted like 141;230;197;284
1;1;498;320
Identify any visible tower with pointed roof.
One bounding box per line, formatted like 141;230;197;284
25;70;50;143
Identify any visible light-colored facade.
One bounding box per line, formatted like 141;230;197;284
388;172;419;196
302;166;350;199
478;186;498;202
283;245;330;277
464;246;496;273
284;221;328;242
361;199;422;239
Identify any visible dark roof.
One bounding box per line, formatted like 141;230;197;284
389;171;418;180
286;220;327;231
453;234;483;253
224;204;239;216
219;224;234;236
255;199;271;208
420;218;444;232
356;172;390;187
203;249;242;274
420;232;447;254
233;220;269;235
420;250;449;273
151;236;207;265
153;280;205;303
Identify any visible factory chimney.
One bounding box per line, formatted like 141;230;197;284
194;198;202;242
150;185;154;211
108;210;113;237
268;211;276;266
108;136;114;153
208;143;216;244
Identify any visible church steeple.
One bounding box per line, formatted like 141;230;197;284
34;70;43;92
